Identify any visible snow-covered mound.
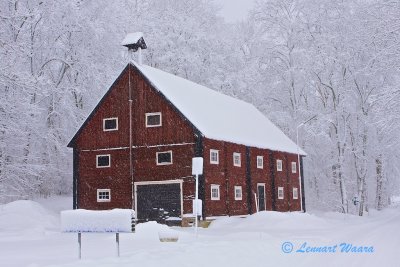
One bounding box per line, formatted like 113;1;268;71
209;211;331;231
0;200;59;233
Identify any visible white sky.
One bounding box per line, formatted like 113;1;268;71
212;0;256;23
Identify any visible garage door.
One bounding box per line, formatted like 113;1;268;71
135;182;182;221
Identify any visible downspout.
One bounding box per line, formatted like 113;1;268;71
129;63;134;210
224;142;230;216
285;155;291;211
73;148;79;209
246;147;252;214
300;156;306;212
269;151;276;211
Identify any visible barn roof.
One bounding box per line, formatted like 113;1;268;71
132;61;306;155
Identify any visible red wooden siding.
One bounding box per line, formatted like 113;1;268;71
75;66;197;213
203;138;248;217
78;149;131;210
248;148;273;213
71;64;304;218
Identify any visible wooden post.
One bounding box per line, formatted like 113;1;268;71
116;233;120;257
78;232;82;259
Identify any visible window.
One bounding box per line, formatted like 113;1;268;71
293;188;299;199
278;187;284;199
257;156;263;169
156;151;172;165
234;186;242;200
97;189;111;202
292;162;297;173
276;159;283;171
211;184;220;200
146;112;162;127
210;149;219;164
233;152;241;167
96;154;110;168
103;117;118;131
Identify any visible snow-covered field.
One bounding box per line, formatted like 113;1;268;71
0;197;399;267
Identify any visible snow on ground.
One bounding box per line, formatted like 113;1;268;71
1;197;399;267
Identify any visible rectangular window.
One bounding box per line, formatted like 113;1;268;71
97;189;111;202
234;186;242;200
210;149;219;164
156;151;172;165
103;117;118;131
257;156;263;169
278;187;284;199
233;152;241;167
293;188;299;199
276;159;283;172
211;184;220;200
96;154;111;168
146;112;162;127
292;162;297;173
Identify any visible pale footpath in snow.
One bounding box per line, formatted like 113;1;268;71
0;196;399;267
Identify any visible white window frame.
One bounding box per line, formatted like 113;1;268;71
292;162;297;173
233;152;241;167
210;149;219;164
211;184;220;200
278;187;284;199
156;150;173;165
276;159;283;172
257;156;263;169
293;187;299;199
145;112;162;127
97;189;111;202
96;154;111;168
234;186;243;200
103;117;118;131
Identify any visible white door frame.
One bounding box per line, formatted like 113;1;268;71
134;179;183;218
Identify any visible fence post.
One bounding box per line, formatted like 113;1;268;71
78;232;82;259
116;233;120;257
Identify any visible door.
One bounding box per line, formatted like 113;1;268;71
257;184;266;211
136;182;182;222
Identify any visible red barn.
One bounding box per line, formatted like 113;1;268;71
67;40;306;221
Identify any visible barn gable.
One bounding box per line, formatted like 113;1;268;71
67;64;201;149
67;65;130;148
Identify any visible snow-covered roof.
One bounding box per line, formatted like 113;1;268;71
121;32;144;46
133;61;306;155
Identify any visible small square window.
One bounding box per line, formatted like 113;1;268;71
276;159;283;172
292;162;297;173
97;189;111;202
233;152;241;167
103;118;118;131
210;149;219;164
278;187;284;199
257;156;263;169
234;186;242;200
293;188;299;199
146;112;162;127
96;154;110;168
156;151;172;165
211;184;220;200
